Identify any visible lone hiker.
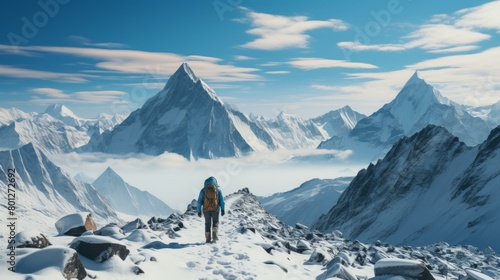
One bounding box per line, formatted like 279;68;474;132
197;176;225;243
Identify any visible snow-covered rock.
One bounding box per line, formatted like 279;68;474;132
16;246;87;279
70;235;130;262
14;230;52;248
374;258;435;280
55;212;97;236
314;124;500;251
92;167;174;217
259;177;352;227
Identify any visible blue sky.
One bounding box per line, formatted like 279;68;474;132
1;0;499;118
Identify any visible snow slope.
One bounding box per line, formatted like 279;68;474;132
92;167;174;218
0;114;90;153
2;188;499;280
312;105;366;138
0;107;35;126
319;71;493;160
0;143;120;233
259;177;352;227
314;124;500;251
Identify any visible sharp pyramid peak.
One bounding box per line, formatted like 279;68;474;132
404;70;428;86
170;62;199;84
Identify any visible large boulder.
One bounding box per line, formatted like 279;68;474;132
375;258;435;280
14;230;52;248
320;262;357;280
55;212;97;236
95;223;126;240
16;246;87;280
70;235;129;262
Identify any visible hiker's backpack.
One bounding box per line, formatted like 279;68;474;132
203;184;219;212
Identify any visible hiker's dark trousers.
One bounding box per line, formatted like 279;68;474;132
203;209;219;232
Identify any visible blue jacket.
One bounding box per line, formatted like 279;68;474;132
197;187;225;213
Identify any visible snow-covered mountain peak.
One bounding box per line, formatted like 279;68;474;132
45;104;79;119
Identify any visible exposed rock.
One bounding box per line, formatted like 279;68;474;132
320;263;357;280
14;230;52;249
121;218;148;233
56;212;97;236
375;258;435;280
70;236;129;262
16;246;87;280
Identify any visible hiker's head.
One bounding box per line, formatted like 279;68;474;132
204;176;217;187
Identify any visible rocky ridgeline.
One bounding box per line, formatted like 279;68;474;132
10;188;500;280
147;188;500;279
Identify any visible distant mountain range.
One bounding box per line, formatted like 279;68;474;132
0;105;127;154
259;177;352;227
319;72;498;160
0;64;498;162
79;63;359;159
313;124;500;250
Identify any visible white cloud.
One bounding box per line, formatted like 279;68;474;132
265;71;290;75
0;64;90;83
68;35;127;49
29;88;128;105
233;55;256;61
31;88;69;99
338;1;500;54
0;45;262;83
287;57;378;70
427;45;479;53
455;1;500;31
238;7;348;50
338;24;490;53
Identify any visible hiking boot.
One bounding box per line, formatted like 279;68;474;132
205;232;211;243
212;227;218;241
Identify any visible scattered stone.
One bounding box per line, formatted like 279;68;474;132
321;263;357;280
132;266;145;275
263;260;288;273
121;218;148;233
14;230;52;249
296;240;312;254
375;258;435;280
465;268;495;280
295;223;308;230
308;248;328;263
70;235;129;263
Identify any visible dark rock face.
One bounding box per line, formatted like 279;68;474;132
64;226;88;237
375;259;435;280
70;237;130;262
63;252;88;280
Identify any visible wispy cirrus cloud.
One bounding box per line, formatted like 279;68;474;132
287;57;377;70
68;35;128;49
0;45;262;83
29;87;128;105
237;7;348;50
338;24;490;53
338;1;499;54
0;64;90;83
